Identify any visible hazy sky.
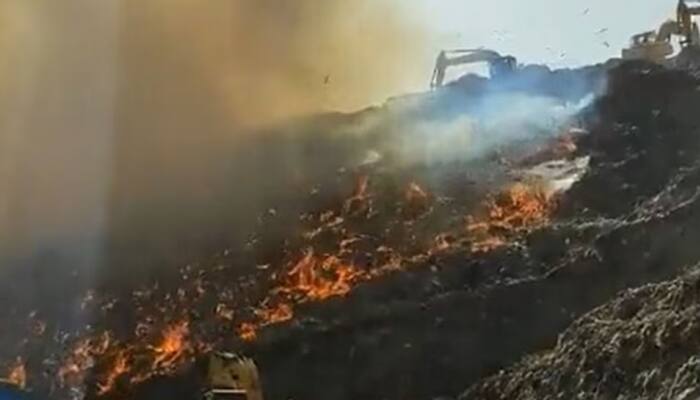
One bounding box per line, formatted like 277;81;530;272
412;0;675;67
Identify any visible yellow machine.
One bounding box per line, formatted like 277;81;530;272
430;49;517;89
678;0;700;46
203;352;264;400
622;25;676;62
622;1;700;62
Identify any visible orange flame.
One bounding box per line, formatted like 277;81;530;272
96;351;129;395
6;358;26;389
238;323;258;342
256;303;293;325
151;321;190;371
279;250;365;301
237;248;371;340
18;163;563;396
467;183;553;252
58;332;112;388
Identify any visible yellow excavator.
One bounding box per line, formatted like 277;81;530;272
678;0;700;45
203;352;264;400
622;0;700;62
430;49;517;89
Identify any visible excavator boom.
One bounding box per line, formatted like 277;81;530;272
430;49;516;89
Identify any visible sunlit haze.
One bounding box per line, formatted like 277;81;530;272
404;0;675;94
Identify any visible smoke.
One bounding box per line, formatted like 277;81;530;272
0;1;431;267
221;0;432;123
337;85;597;170
389;93;593;166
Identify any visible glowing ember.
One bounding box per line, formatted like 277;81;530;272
278;249;365;301
238;323;258;342
467;183;554;252
255;303;294;325
58;332;112;388
151;321;190;371
96;351;129;395
5;358;26;389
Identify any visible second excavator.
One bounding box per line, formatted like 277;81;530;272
622;0;700;63
430;49;517;89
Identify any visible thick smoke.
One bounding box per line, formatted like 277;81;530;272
385;93;594;166
0;1;430;268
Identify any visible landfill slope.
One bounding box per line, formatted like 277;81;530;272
459;61;700;400
460;269;700;400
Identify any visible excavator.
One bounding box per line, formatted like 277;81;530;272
203;352;263;400
622;0;700;62
677;0;700;45
430;49;517;89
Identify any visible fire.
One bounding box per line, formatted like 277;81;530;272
96;351;129;395
151;320;190;371
237;249;369;341
238;323;258;342
6;358;26;389
255;303;293;325
279;249;365;301
58;332;113;388
467;183;554;252
492;183;551;227
5;145;567;397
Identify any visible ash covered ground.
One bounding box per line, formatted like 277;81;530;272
4;58;700;400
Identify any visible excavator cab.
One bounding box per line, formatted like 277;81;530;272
677;0;700;46
622;31;674;62
202;352;264;400
489;56;517;79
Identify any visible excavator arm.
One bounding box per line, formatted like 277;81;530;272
430;49;516;89
442;50;502;67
